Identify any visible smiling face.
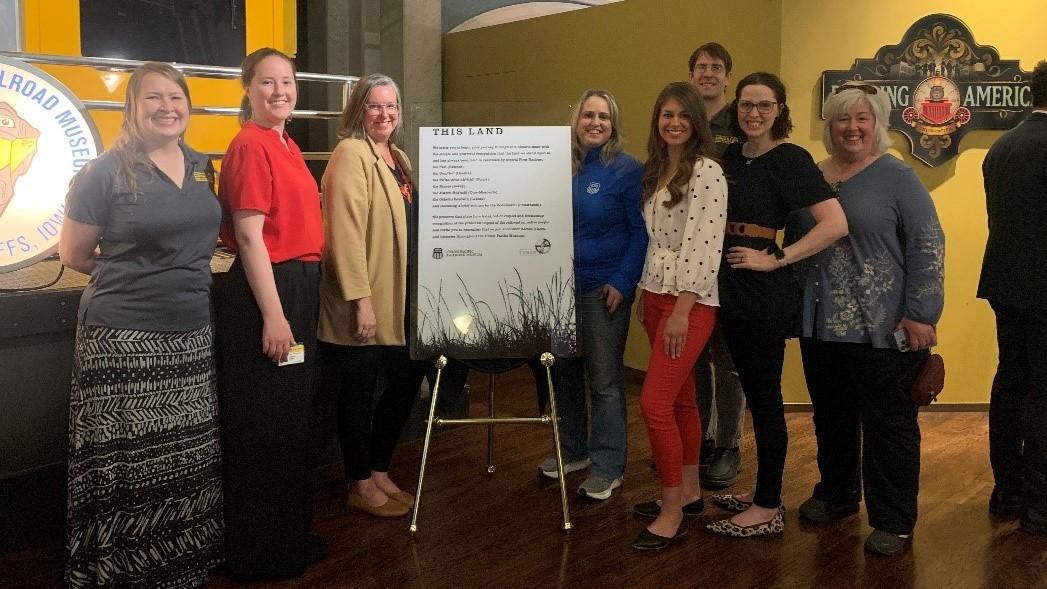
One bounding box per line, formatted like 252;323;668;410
135;72;189;148
246;55;297;129
831;98;877;162
575;95;612;151
736;83;781;142
363;85;400;144
689;52;729;102
658;97;693;155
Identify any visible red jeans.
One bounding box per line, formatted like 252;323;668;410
640;290;717;487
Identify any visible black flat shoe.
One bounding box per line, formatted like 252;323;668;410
633;498;705;518
989;487;1023;517
631;527;687;551
1021;508;1047;536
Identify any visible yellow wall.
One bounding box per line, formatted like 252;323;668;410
779;0;1047;403
444;0;1046;403
444;0;783;381
19;0;297;153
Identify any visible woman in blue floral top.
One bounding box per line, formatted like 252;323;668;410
792;82;945;556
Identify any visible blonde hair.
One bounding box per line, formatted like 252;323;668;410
822;82;893;156
109;62;191;196
568;89;625;174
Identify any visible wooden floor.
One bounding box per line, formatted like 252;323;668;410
4;366;1047;589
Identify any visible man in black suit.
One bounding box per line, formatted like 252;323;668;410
978;60;1047;536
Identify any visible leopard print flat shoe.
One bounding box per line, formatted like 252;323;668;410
711;493;753;513
705;507;785;537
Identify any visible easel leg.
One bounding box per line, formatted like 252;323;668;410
410;355;447;533
542;352;573;531
486;373;496;474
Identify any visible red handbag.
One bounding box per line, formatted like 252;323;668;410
911;353;945;406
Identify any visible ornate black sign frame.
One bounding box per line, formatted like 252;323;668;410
821;14;1033;167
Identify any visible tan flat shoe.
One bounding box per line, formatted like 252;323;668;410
346;490;410;518
388;490;415;508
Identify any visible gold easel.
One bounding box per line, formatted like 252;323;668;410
409;352;573;532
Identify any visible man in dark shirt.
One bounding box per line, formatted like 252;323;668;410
687;42;745;488
978;60;1047;536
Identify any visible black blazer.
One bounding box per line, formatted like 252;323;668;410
977;111;1047;309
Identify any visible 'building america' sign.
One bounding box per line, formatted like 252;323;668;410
821;14;1033;167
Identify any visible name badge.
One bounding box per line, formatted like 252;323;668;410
278;343;305;366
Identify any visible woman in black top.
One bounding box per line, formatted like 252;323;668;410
706;72;847;537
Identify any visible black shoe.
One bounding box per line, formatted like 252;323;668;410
798;496;860;523
631;527;687;550
633;497;705;518
1020;508;1047;536
307;534;327;564
864;529;911;556
702;447;741;489
699;440;717;467
989;487;1023;517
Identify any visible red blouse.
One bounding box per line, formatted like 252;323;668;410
218;121;323;262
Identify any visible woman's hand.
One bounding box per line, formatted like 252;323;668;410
636;290;645;325
897;317;936;350
726;246;780;272
602;284;624;316
663;311;689;358
354;297;377;343
262;314;295;363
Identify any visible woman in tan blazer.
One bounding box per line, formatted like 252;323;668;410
317;73;428;518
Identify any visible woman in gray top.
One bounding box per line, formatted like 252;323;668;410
791;82;944;556
59;63;223;588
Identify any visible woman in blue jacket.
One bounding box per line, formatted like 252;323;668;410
537;89;647;500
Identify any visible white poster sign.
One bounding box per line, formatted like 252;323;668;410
414;126;576;359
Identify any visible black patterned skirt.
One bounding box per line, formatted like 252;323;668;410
66;324;224;589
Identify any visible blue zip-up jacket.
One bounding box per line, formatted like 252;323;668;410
572;147;647;297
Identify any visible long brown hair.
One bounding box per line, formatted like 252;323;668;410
238;47;297;125
642;82;715;209
108;62;192;197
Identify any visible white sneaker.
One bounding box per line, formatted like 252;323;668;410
537;456;591;479
577;475;623;500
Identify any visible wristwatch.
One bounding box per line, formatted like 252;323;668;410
772;248;787;267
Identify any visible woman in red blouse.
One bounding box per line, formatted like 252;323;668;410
213;47;325;578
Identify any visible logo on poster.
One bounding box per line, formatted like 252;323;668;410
0;56;102;273
535;239;551;254
432;247;443;260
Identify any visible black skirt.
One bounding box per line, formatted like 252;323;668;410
213;257;320;578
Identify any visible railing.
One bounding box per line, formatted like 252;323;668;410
0;51;355;126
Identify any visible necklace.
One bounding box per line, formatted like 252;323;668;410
741;140;780;165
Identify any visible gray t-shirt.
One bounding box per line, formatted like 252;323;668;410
791;154;945;348
65;145;221;331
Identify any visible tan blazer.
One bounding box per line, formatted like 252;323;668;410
317;136;411;346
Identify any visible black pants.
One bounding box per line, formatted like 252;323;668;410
989;302;1047;512
318;342;428;481
214;258;319;578
720;317;788;508
800;339;926;535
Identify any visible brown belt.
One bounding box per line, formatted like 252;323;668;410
725;222;777;240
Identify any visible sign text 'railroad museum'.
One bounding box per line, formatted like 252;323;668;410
821;13;1034;167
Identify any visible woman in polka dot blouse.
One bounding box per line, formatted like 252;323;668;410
630;82;726;551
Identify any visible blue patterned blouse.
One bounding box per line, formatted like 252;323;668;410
790;154;945;348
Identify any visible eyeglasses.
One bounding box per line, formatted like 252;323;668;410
833;83;879;95
365;103;399;113
693;63;725;74
736;100;778;114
